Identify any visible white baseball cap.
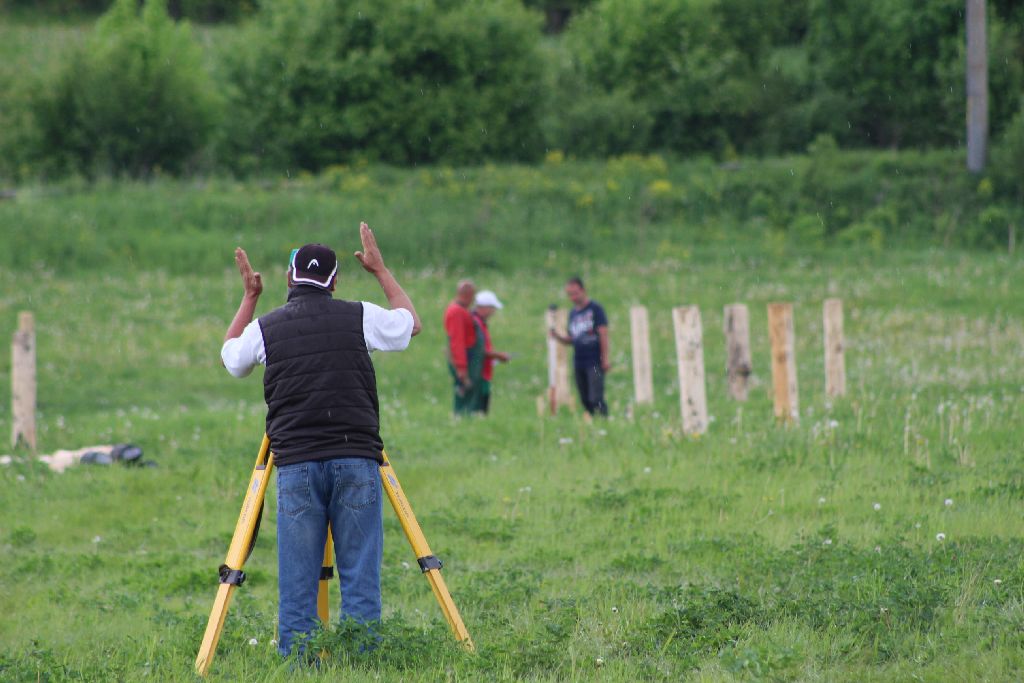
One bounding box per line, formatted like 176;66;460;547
475;290;503;309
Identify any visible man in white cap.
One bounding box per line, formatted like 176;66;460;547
471;290;511;414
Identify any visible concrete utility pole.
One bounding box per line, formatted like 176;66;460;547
966;0;988;173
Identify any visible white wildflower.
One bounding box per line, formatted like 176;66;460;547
823;538;832;546
558;437;573;445
936;533;946;542
818;497;826;505
248;638;258;646
873;502;882;511
643;467;652;474
944;498;953;507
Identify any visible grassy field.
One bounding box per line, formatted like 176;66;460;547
0;169;1022;681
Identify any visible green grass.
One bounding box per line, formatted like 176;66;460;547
0;171;1022;681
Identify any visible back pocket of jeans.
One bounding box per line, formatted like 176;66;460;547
278;463;311;516
332;461;377;510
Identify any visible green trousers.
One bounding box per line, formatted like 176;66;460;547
450;331;486;415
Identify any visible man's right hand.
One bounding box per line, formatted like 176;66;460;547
354;222;386;274
457;370;471;388
235;247;262;298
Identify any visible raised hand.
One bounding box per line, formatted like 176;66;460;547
354;222;386;274
234;247;263;298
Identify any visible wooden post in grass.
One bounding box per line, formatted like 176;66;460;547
630;305;653;405
11;312;37;451
767;303;798;423
723;304;752;401
823;298;846;399
545;306;574;414
672;306;708;435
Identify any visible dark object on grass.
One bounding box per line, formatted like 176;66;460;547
80;450;113;465
81;443;155;468
111;444;144;464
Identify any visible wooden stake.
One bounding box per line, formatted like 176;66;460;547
11;312;37;451
823;298;846;399
630;305;653;405
545;307;574;414
672;306;708;435
767;303;799;423
723;304;752;401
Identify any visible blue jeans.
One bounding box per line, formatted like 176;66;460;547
276;458;383;657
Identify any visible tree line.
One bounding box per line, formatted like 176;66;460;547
0;0;1021;193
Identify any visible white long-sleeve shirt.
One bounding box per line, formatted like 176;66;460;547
221;302;413;378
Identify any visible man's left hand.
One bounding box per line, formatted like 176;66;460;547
601;359;611;372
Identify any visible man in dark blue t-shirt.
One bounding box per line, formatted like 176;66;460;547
550;276;609;417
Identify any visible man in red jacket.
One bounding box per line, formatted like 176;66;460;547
443;279;484;414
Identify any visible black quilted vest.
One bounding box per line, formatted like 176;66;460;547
258;286;383;465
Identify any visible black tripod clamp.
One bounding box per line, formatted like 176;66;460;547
218;564;246;587
417;555;443;572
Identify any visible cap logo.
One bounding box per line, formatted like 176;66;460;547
307;258;320;269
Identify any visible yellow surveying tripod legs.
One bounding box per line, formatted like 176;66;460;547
195;439;473;675
195;435;276;676
380;451;475;651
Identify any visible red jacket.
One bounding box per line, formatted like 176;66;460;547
444;302;476;371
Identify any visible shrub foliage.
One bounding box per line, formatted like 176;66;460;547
30;0;219;177
2;0;1023;225
219;0;545;172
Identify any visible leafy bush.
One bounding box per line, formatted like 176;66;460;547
807;0;1024;149
991;101;1024;202
29;0;220;177
219;0;545;171
556;0;756;157
165;0;255;22
0;0;255;22
552;0;824;157
0;0;109;15
0;68;38;181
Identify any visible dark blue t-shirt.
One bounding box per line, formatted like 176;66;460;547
568;301;608;369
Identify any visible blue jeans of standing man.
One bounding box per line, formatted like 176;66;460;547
276;457;383;657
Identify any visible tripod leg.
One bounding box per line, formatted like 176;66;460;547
379;451;474;651
195;435;275;676
317;526;334;625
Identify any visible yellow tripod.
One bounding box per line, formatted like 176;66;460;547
195;435;474;676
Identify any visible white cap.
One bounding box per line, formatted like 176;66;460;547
475;290;503;309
